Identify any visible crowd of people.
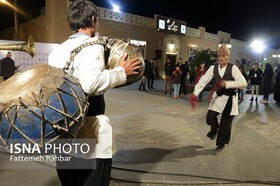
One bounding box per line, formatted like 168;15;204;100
137;53;278;106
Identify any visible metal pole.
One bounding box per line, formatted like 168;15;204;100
14;0;18;40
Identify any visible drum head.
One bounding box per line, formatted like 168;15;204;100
107;40;145;87
0;64;64;113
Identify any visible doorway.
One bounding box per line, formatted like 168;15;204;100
166;54;177;66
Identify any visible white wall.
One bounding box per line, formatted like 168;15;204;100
0;39;58;71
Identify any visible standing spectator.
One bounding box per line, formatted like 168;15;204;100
164;58;174;95
0;52;20;80
190;44;247;152
235;59;241;68
274;64;280;103
249;62;263;102
261;63;274;103
238;65;248;101
48;0;141;185
172;65;182;99
194;61;208;101
177;58;188;95
138;59;149;91
147;58;156;89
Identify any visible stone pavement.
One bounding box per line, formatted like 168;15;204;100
0;79;280;186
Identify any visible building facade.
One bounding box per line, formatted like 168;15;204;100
0;0;277;76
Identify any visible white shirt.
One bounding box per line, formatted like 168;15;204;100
48;33;126;159
194;64;247;115
48;33;127;95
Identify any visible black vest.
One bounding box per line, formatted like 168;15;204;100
213;64;236;96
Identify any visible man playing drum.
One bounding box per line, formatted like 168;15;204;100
48;0;141;185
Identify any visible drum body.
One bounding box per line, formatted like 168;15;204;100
0;64;88;148
107;39;145;86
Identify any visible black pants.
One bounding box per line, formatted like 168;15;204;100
148;76;154;88
206;96;234;145
56;157;112;186
179;77;186;95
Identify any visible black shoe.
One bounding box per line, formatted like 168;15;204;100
207;130;217;140
215;144;225;152
255;97;258;102
250;97;254;101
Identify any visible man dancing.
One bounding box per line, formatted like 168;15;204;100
190;44;247;152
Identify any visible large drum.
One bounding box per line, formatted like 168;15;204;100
107;39;145;87
0;64;88;148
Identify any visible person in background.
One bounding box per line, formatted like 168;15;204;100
48;0;141;185
147;58;156;90
235;59;241;68
274;64;280;103
0;51;20;80
177;58;188;95
164;58;174;95
138;59;149;91
194;61;207;101
261;63;274;104
238;65;248;101
249;62;263;102
190;44;247;152
172;65;182;99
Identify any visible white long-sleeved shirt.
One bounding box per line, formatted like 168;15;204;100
48;33;127;95
48;33;126;159
194;64;247;115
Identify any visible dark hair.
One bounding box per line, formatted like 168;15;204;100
67;0;98;32
239;64;244;70
200;61;206;65
265;63;272;69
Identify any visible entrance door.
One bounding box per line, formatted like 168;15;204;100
166;54;177;66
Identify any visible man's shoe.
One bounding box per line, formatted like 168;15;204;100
255;97;258;102
207;130;217;140
261;100;268;104
215;144;225;152
250;97;254;101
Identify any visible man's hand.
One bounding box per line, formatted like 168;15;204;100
16;64;21;70
220;80;226;88
117;53;142;77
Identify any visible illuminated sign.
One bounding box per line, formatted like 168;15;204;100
155;15;187;35
129;39;146;46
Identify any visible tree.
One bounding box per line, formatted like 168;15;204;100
189;49;217;83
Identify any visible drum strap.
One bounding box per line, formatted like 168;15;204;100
63;37;108;71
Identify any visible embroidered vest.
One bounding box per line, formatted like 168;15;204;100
213;64;236;96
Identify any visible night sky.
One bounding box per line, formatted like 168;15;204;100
1;0;280;49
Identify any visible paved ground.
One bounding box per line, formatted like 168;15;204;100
0;79;280;186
